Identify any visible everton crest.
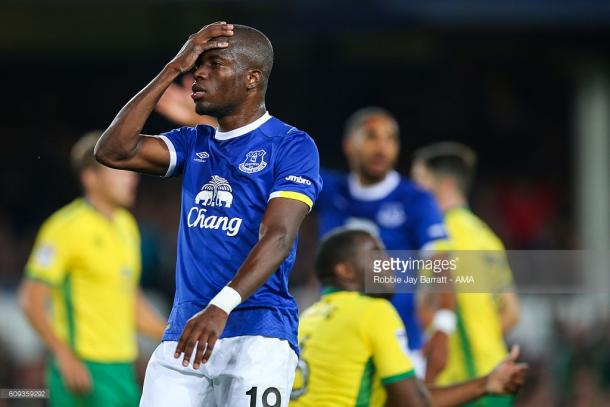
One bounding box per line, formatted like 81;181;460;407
239;150;268;173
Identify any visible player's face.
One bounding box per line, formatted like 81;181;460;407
191;48;246;118
352;235;385;291
346;115;399;180
94;166;139;208
411;160;439;195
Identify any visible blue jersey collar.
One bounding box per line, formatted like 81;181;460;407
214;111;272;141
348;170;401;201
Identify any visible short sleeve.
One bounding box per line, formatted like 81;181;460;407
269;132;322;211
411;191;450;250
156;126;197;177
365;300;416;384
25;220;72;286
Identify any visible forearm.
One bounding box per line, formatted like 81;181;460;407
229;230;293;300
96;64;180;164
428;376;487;407
19;288;72;357
136;291;167;340
499;292;520;334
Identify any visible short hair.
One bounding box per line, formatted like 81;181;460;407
413;142;477;195
71;131;102;174
230;25;274;93
343;107;398;140
315;228;373;285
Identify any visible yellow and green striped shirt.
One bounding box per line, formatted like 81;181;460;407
437;207;513;386
291;290;415;407
26;198;141;362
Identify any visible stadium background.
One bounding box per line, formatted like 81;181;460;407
1;1;609;405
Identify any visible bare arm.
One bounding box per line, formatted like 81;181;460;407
18;280;92;393
419;252;457;384
229;198;309;299
94;22;234;175
498;291;520;335
428;345;527;407
136;289;167;341
174;198;310;369
385;377;430;407
385;345;527;407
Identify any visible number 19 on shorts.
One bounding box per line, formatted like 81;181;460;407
246;386;281;407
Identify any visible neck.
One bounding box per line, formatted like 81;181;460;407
328;280;360;292
217;102;266;132
439;191;467;213
357;171;389;186
85;193;117;219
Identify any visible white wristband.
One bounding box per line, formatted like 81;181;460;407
432;309;457;335
209;286;242;315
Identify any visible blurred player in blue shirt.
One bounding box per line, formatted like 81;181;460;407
316;107;450;378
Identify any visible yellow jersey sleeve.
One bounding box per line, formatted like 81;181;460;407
365;299;416;385
25;217;73;286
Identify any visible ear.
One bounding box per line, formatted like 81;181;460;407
334;262;355;282
246;69;263;90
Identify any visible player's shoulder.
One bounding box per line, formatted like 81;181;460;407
115;208;140;238
320;168;347;189
259;116;316;146
363;296;400;315
357;296;404;334
192;124;216;139
340;292;398;320
446;208;505;249
41;199;88;234
395;176;438;207
304;290;377;316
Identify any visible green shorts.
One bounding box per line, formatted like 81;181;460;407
47;358;140;407
464;394;514;407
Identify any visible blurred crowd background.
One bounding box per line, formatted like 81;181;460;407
1;1;610;406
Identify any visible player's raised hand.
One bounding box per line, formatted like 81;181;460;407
174;305;228;369
168;22;234;74
486;345;529;394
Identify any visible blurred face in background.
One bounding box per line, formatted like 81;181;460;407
411;160;439;195
411;159;443;200
344;114;400;181
82;165;139;209
336;234;385;292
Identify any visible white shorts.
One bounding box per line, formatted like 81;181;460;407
140;336;298;407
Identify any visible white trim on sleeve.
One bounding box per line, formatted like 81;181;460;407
157;135;177;177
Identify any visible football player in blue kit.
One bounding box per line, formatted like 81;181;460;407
150;101;456;383
95;22;322;407
316;107;454;382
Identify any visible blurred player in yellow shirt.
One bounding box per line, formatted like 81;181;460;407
412;142;521;407
290;229;527;407
18;132;167;407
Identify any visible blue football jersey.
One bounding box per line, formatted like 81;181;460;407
158;112;322;354
316;169;448;350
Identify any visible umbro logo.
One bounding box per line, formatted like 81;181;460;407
285;175;312;185
194;151;209;163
